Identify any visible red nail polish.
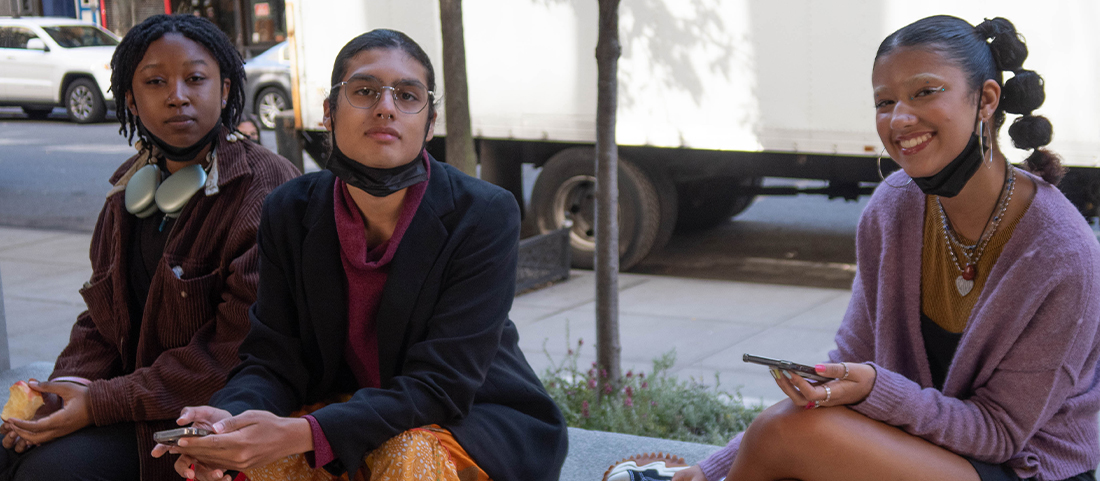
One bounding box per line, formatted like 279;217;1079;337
805;402;815;410
815;364;825;373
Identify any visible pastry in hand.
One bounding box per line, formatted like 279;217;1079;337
1;381;45;422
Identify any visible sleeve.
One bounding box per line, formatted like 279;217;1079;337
851;262;1098;463
71;183;270;425
50;205;126;382
310;190;520;475
303;414;336;468
697;432;743;481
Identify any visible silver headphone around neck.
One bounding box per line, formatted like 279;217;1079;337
124;162;207;219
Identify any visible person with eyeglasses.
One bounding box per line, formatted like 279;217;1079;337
152;29;568;481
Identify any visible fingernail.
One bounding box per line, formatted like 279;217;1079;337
769;368;780;379
815;364;826;373
781;370;793;380
805;402;816;410
213;422;224;432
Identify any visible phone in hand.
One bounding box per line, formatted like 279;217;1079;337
153;427;210;446
743;353;834;382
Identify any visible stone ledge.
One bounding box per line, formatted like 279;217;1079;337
560;427;720;481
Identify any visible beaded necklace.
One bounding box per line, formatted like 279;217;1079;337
935;162;1015;296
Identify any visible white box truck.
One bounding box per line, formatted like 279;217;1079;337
284;0;1100;269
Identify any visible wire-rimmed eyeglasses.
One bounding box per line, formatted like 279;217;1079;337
331;78;435;114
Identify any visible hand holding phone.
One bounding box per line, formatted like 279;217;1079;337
743;353;834;382
153;427;210;446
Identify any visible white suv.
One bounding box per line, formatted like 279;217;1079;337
0;17;118;123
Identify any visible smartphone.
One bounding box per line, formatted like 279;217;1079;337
153;427;211;445
743;353;834;382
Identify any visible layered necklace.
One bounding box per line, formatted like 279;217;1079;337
936;161;1015;297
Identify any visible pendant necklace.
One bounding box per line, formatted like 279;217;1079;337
937;163;1015;296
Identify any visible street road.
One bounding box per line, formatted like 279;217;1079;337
20;108;1085;289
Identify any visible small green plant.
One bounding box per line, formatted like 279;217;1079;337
539;336;764;446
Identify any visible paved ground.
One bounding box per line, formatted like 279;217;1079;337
0;224;850;407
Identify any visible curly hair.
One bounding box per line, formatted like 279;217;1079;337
110;14;246;146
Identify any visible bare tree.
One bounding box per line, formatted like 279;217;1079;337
439;0;477;177
595;0;622;393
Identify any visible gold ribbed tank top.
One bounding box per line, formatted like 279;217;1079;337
920;195;1030;333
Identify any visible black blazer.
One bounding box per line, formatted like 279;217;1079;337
210;158;568;481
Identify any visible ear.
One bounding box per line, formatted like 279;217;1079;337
979;79;1001;122
221;78;231;105
126;92;138;117
322;99;332;131
424;110;437;142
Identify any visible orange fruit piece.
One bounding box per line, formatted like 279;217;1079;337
1;381;45;422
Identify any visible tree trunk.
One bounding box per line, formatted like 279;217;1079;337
439;0;478;177
595;0;622;394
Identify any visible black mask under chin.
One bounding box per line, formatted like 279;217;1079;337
137;118;222;163
911;133;987;198
325;130;428;197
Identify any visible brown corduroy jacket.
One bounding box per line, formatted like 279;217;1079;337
50;130;298;480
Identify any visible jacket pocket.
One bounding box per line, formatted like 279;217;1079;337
78;267;120;345
154;256;223;348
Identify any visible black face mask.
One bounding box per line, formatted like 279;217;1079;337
137;118;222;163
325;129;428;197
911;133;987;198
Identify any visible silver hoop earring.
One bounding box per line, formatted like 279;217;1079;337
978;118;993;169
877;148;912;188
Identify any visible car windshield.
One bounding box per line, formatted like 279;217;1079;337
41;26;118;48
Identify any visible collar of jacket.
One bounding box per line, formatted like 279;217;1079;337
105;125;254;199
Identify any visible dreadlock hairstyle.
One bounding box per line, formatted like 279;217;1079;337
111;14;246;146
876;15;1065;185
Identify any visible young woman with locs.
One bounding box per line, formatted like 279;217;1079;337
0;14;298;481
671;15;1100;481
155;29;568;481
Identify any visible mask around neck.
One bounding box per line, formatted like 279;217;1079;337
137;117;222;163
911;133;986;198
324;123;428;197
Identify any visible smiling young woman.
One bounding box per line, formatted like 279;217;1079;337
0;14;298;481
154;30;568;481
669;15;1100;481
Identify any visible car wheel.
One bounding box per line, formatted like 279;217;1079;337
255;87;289;130
21;107;53;120
530;147;661;270
65;78;106;124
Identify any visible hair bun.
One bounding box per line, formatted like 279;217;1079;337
1001;70;1045;115
1008;115;1053;150
976;17;1027;71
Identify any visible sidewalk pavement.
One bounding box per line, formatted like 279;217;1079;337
0;225;850;407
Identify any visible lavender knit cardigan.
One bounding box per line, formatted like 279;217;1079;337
699;171;1100;481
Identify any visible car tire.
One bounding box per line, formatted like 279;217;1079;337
530;147;661;270
675;177;761;232
21;107;52;120
65;78;106;124
255;86;289;130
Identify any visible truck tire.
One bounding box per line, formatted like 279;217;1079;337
22;107;52;120
65;78;106;124
530;147;661;270
638;162;678;254
675;177;760;232
1059;168;1100;220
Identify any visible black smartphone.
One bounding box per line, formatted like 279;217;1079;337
743;353;834;382
153;427;211;445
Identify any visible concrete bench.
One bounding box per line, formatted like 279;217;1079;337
561;428;720;481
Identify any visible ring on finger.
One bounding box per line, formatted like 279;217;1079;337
823;385;832;405
841;362;850;380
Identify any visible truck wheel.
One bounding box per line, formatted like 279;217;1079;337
1059;168;1100;220
675;177;760;232
530;147;661;270
65;79;106;124
638;162;678;254
256;86;289;130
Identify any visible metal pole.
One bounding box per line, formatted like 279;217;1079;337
594;0;622;393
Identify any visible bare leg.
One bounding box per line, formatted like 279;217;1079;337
728;400;981;481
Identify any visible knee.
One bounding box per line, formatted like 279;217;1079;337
740;399;851;458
